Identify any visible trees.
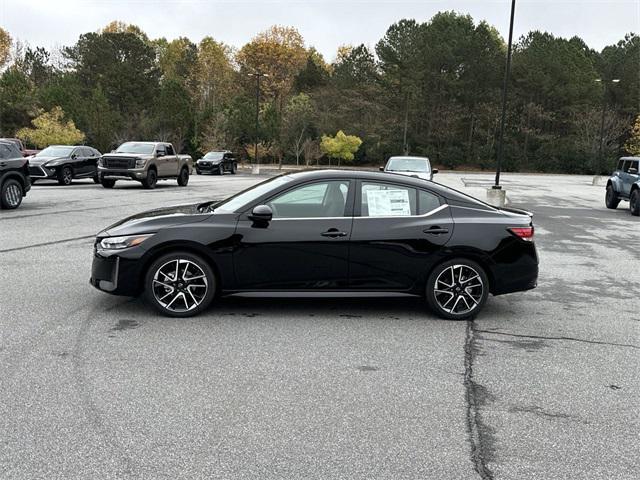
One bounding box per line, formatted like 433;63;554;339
320;131;362;166
17;106;85;147
624;115;640;156
282;93;314;165
0;28;11;68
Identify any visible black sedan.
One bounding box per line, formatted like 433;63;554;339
90;170;538;320
28;145;102;185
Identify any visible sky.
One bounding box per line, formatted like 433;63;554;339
1;0;639;60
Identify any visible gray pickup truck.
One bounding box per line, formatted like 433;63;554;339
605;156;640;216
98;141;193;189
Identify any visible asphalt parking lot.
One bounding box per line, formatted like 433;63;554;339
1;170;638;479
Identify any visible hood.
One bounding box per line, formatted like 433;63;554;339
389;170;432;181
100;203;210;237
30;156;65;165
103;152;153;159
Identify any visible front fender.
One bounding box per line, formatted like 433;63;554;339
609;175;624;192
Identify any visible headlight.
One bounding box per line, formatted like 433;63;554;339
97;158;103;166
135;158;146;167
98;234;154;251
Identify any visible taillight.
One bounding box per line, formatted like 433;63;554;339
509;226;534;241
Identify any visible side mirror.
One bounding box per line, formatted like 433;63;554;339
629;167;638;175
248;204;273;223
432;168;439;174
156;151;165;158
379;166;385;171
71;154;77;159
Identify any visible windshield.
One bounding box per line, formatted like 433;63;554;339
204;152;224;160
36;146;74;157
213;175;291;213
115;142;155;154
386;158;430;173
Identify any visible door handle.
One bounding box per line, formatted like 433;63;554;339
321;229;347;238
423;226;449;235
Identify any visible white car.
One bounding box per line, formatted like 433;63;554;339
381;156;438;181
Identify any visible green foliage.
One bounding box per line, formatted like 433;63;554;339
320;130;362;166
17;106;85;147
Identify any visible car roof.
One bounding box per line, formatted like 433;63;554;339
387;156;430;161
619;157;640;161
284;169;494;209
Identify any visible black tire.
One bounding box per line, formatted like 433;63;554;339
142;169;157;189
93;175;100;184
101;178;116;189
57;166;73;186
630;189;640;216
0;179;24;209
214;167;222;175
177;167;189;187
605;185;620;209
426;259;489;320
196;169;201;175
231;162;237;174
144;251;216;318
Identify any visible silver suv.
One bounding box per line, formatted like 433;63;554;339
606;157;640;216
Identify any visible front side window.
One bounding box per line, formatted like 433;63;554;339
361;182;417;217
622;160;631;173
267;181;350;218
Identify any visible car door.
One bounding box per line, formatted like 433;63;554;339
165;144;178;175
233;179;354;290
348;180;453;291
627;160;640;194
621;160;632;196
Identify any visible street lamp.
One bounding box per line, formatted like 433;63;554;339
595;78;620;176
248;71;268;174
489;0;516;207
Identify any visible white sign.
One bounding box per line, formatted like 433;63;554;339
366;189;411;216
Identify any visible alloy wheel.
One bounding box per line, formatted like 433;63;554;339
4;183;22;207
433;264;484;315
152;259;209;313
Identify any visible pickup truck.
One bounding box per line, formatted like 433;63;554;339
606;156;640;216
0;138;40;157
97;141;193;189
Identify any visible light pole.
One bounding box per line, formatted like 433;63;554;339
248;71;268;174
595;78;620;175
494;0;516;190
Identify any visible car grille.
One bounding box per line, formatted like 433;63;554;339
103;157;135;169
28;165;47;177
200;162;211;167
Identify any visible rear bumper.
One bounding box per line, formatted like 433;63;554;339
490;242;539;295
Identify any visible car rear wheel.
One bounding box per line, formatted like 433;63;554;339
605;185;620;209
142;169;157;189
1;179;24;209
144;252;216;317
630;189;640;216
93;175;100;184
177;167;189;186
426;259;489;320
101;178;116;188
57;166;73;186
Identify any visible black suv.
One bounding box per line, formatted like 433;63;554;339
195;151;237;175
0;140;31;209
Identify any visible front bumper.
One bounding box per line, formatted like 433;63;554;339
90;250;144;296
196;162;221;173
28;164;57;179
98;166;148;181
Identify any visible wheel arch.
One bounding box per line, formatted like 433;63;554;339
0;171;28;191
425;250;496;294
139;241;223;294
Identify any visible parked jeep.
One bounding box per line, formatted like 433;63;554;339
98;142;193;189
605;156;640;216
0;140;31;209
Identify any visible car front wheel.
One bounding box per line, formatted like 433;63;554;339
57;166;73;186
630;189;640;216
144;252;216;317
426;259;489;320
142;169;157;189
605;185;620;209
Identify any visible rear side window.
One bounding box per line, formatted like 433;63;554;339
166;144;175;155
361;182;417;217
632;160;639;172
418;190;441;214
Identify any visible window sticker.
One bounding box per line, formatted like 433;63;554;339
366;189;411;216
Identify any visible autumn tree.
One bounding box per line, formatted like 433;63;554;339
282;93;314;165
624;115;640;155
320;130;362;166
17;106;84;147
0;27;11;68
236;26;307;109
